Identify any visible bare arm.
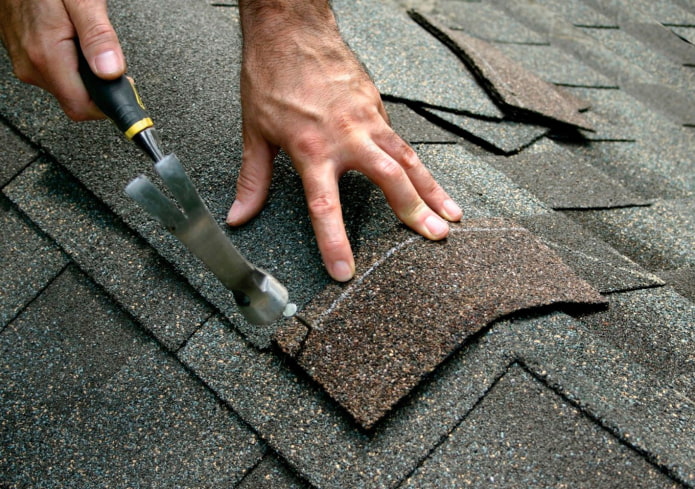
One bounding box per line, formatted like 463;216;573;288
0;0;125;120
230;0;462;281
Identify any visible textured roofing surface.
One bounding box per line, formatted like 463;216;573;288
276;219;605;428
1;0;693;487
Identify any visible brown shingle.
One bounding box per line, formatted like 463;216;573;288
275;219;605;429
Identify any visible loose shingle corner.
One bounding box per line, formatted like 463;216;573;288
275;218;605;429
409;10;595;131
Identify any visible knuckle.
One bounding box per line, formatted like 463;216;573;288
294;132;325;159
307;192;340;219
373;156;403;180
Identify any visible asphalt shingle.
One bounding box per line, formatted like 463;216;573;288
1;266;264;487
411;11;594;130
402;366;680;489
276;218;605;429
517;212;664;293
0;194;68;329
435;0;548;45
574;286;695;394
494;43;617;88
333;0;504;118
237;454;310;489
0;124;37;187
383;101;458;144
419;108;548;155
566;199;695;271
4;158;213;351
486;138;651;209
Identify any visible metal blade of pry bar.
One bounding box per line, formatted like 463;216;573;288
125;154;289;324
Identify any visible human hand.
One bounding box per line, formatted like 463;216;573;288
228;1;462;282
0;0;125;120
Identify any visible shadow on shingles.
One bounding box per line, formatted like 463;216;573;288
274;218;606;430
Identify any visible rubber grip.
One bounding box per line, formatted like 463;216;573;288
77;45;152;139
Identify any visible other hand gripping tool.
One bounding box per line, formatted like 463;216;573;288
77;47;294;324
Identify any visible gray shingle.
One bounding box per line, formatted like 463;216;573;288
508;312;694;483
4;158;213;350
333;0;504;117
436;0;549;44
530;0;617;27
581;0;695;64
237;454;311;489
414;144;550;219
486;138;650;209
409;13;593;130
574;286;695;394
656;266;695;302
579;27;695;90
383;101;458;144
0;194;68;328
518;212;664;293
0;124;37;187
566;199;695;270
0;266;263;487
402;366;680;489
492;0;695;125
420;108;548;154
494;43;617;87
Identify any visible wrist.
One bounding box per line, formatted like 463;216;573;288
239;0;338;41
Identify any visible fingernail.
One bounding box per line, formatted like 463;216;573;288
331;260;354;282
442;199;462;221
425;215;449;238
226;200;243;225
94;50;121;76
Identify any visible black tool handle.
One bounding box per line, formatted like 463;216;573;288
77;45;153;140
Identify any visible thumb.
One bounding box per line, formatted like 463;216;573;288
226;135;277;226
66;0;125;79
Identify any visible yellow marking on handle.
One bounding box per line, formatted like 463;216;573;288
124;118;154;139
127;78;147;110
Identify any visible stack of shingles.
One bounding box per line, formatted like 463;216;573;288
272;0;683;430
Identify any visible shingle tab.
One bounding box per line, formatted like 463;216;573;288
0;266;263;487
333;0;503;117
0;195;68;328
486;138;651;209
384;101;458;144
0;124;37;187
494;43;617;88
411;11;594;130
402;367;680;489
566;199;695;270
4;158;212;350
518;212;664;293
436;0;549;44
275;218;605;428
575;287;695;394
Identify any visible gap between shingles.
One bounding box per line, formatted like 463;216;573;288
314;226;527;328
516;360;690;487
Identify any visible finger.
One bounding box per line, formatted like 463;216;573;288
66;0;125;79
356;142;451;241
226;135;277;226
41;37;104;120
301;163;355;282
376;129;463;222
